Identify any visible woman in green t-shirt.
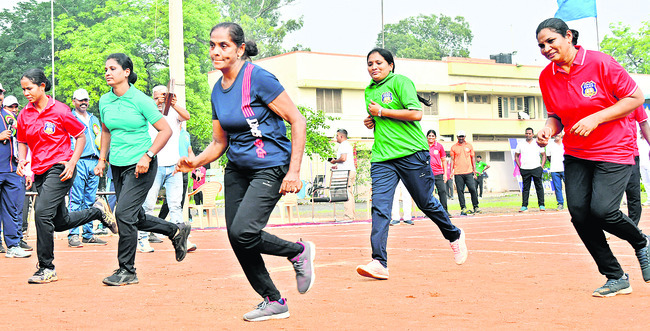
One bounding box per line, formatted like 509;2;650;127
356;48;468;280
94;53;191;286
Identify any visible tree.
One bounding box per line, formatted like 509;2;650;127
377;14;473;60
601;21;650;74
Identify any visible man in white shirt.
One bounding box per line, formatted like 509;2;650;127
515;127;546;212
329;129;355;221
546;134;565;210
139;85;191;252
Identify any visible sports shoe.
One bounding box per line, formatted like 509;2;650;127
82;236;108;245
460;208;472;216
93;198;118;234
557;204;564;210
68;235;83;248
403;219;414;225
0;245;5;254
540;205;546;211
592;274;632;297
103;268;139;286
187;238;197;252
635;235;650;282
170;222;191;262
356;259;389;280
137;238;154;253
473;208;482;214
389;220;400;226
519;206;528;212
289;240;315;294
450;229;468;265
243;297;290;322
28;267;58;284
5;246;32;258
95;227;109;236
20;240;33;251
148;232;163;244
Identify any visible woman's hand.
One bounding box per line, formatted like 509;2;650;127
363;115;375;129
135;155;151;178
536;127;553;147
16;159;29;177
94;160;106;177
279;170;302;195
0;129;11;141
25;176;32;190
58;160;77;182
176;156;196;174
570;114;600;137
368;100;382;117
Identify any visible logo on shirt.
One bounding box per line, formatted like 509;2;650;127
581;81;597;98
254;139;267;158
92;123;100;136
381;92;393;104
43;122;56;135
433;150;439;155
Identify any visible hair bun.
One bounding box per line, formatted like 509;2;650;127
245;40;259;58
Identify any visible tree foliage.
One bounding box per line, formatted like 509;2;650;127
377;14;473;60
601;21;650;74
0;0;309;152
287;105;338;160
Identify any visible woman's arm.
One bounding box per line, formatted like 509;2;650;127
367;100;423;121
268;91;306;194
16;142;29;177
177;120;228;173
537;117;564;148
59;133;86;182
94;123;111;176
571;88;644;137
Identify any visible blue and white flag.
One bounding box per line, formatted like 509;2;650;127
555;0;597;21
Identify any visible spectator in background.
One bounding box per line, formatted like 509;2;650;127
329;128;356;221
639;128;650;207
546;133;565;210
623;106;650;225
191;166;207;205
390;180;412;225
67;88;109;248
159;122;195;227
474;155;489;198
427;129;449;216
450;130;480;215
515;127;546;212
445;155;454;200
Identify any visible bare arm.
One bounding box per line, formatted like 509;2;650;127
571;88;644;137
94;123;111;176
177;120;228;173
268;91;306;194
541;151;547;168
514;152;521;169
367;100;423;121
537;117;564;147
171;95;190;121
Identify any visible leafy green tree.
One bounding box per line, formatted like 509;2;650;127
601;21;650;74
377;13;473;60
221;0;303;58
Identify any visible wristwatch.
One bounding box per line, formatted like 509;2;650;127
146;150;155;159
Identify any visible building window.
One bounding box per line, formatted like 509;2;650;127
316;89;342;113
489;151;505;162
498;96;533;118
455;94;490;104
418;92;438;116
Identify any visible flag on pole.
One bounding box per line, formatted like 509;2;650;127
554;0;597;22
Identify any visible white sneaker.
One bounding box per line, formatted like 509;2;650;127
138;238;154;253
187;238;197;252
6;246;32;258
450;229;468;265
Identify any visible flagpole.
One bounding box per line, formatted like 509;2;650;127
51;0;55;98
594;0;600;51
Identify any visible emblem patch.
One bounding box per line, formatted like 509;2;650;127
381;92;393;104
92;123;100;136
581;81;597;98
43;122;56;134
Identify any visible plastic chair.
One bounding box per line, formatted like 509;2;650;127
188;182;223;228
279;193;301;224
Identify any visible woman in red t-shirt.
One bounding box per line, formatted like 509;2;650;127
16;69;117;284
535;18;649;297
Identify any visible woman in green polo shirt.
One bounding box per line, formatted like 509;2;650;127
356;48;468;280
94;53;191;286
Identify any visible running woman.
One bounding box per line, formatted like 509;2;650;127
94;53;191;286
536;18;650;297
176;22;314;322
356;48;468;280
16;69;118;284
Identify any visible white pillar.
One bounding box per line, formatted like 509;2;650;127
169;0;186;108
